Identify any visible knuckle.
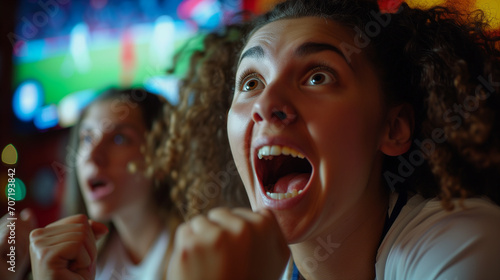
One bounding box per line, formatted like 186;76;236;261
212;228;232;249
176;222;189;234
30;238;42;251
233;219;251;235
177;222;190;233
74;223;86;231
72;214;88;224
29;228;43;240
174;223;192;245
208;207;229;218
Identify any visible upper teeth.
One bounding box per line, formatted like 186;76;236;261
257;145;305;160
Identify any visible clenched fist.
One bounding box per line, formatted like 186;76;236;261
168;208;290;280
29;215;108;280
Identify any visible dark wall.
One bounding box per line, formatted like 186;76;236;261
1;1;64;227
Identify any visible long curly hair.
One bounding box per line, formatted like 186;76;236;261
146;24;251;220
242;0;500;210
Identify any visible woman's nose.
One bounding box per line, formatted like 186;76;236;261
87;135;107;167
251;85;297;126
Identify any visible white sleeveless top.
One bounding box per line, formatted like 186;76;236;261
96;229;169;280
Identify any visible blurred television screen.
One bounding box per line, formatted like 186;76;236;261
10;0;244;133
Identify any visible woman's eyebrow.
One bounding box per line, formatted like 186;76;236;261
239;42;353;70
113;123;141;133
295;42;353;69
239;45;265;65
79;123;140;135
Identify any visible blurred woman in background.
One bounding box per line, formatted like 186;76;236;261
29;88;181;280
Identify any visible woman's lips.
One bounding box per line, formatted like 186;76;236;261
86;178;115;201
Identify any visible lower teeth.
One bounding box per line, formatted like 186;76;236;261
266;189;303;200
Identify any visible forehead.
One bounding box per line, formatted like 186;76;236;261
243;17;355;58
81;100;145;128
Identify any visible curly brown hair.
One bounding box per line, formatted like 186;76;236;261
374;3;500;209
243;0;500;210
146;24;251;220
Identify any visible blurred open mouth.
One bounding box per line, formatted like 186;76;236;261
255;145;312;200
86;177;114;201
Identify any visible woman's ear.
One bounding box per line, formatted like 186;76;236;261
380;103;414;156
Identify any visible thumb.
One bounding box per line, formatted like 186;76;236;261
88;220;109;240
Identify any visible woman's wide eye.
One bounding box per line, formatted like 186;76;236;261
79;131;94;145
113;134;128;145
242;77;264;92
307;71;336;86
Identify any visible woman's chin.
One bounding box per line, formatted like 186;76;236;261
87;207;113;223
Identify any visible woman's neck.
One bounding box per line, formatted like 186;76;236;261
291;187;389;280
112;205;165;264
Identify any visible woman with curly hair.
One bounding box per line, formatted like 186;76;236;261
168;0;500;279
29;88;181;280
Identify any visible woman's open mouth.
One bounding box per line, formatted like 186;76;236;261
86;176;115;201
255;145;313;201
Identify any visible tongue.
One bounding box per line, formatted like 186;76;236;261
272;173;309;193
